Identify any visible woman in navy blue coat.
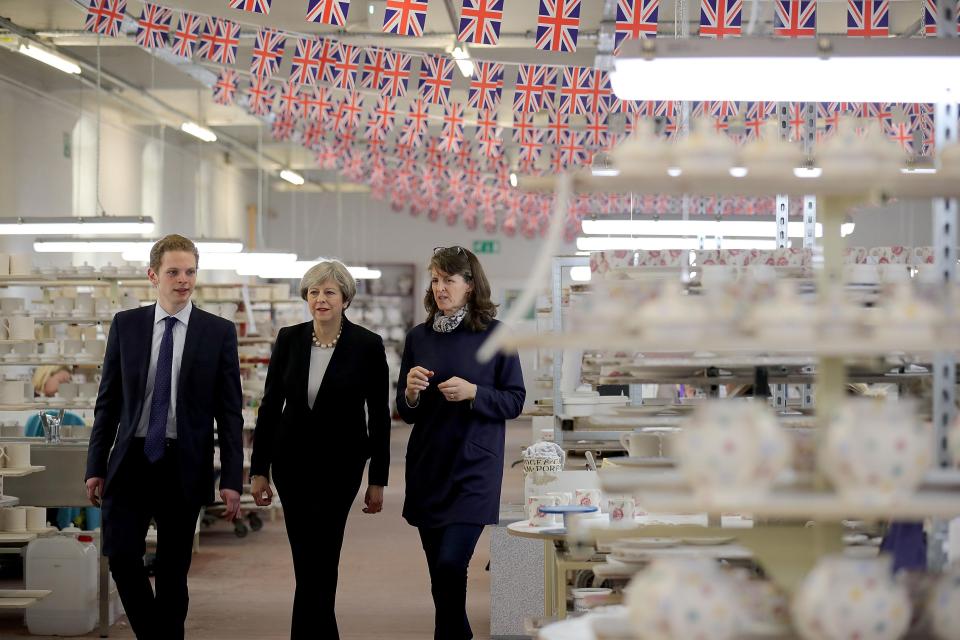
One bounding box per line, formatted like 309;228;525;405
397;246;526;640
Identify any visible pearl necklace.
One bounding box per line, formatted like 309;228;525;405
312;325;342;349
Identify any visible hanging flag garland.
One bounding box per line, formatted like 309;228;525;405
135;3;173;48
250;28;286;80
171;11;203;58
307;0;350;25
536;0;582;52
458;0;504;45
85;0;127;37
383;0;430;36
229;0;271;15
212;68;239;105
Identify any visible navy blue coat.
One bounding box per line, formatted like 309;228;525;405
397;319;525;528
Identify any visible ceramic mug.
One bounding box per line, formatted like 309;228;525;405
1;506;27;532
26;507;46;531
5;443;30;468
526;495;559;527
575;489;602;510
619;431;660;457
2;316;35;340
608;497;636;524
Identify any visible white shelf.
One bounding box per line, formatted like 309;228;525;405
0;359;102;367
0;402;95;411
0;590;52;609
32;316;111;324
0;466;45;478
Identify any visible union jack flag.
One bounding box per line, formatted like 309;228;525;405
475;108;501;142
302;120;325;149
84;0;127;38
744;101;773;137
922;0;959;35
370;95;398;132
584;114;609;147
298;85;335;123
244;77;278;116
229;0;271;14
847;0;888;37
135;4;172;49
818;102;841;134
478;135;503;161
272;117;295;142
536;0;581;52
540;67;560;112
212;69;239;106
546;112;570;144
886;120;913;153
512;111;537;144
332;44;362;91
468;62;504;111
316;143;339;169
441;103;465;153
171;11;202;58
199;19;240;65
334;91;364;133
699;0;742;38
307;0;350;25
615;0;660;50
250;28;285;80
383;0;429;36
400;98;430;147
381;51;411;97
458;0;504;45
558;66;608;115
774;0;817;37
418;55;454;107
361;48;389;92
276;80;304;121
314;38;340;86
784;102;806;140
290;37;325;86
513;64;545;114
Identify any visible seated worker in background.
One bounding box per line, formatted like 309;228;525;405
25;365;99;530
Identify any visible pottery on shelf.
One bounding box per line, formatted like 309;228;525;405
792;554;911;640
625;557;740;640
821;398;931;503
676;399;790;501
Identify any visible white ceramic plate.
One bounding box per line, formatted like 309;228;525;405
681;536;736;546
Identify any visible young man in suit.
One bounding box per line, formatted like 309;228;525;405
85;235;243;639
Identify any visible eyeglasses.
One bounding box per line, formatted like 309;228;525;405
433;246;465;255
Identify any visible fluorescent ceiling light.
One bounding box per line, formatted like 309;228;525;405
842;222;856;237
591;168;621;177
793;167;822;178
509;172;518;188
667;167;682;177
34;238;243;254
728;166;749;178
279;169;305;186
180;122;217;142
569;265;592;282
577;236;778;251
611;38;960;103
901;167;937;174
124;251;295;269
451;47;475;78
348;267;382;280
581;219;825;238
0;216;154;235
18;44;81;75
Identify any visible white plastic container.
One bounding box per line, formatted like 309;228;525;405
25;534;98;636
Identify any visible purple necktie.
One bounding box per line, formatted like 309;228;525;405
144;316;177;463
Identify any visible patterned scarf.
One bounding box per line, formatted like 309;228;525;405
433;305;468;333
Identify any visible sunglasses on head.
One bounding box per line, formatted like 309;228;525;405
433;246;466;255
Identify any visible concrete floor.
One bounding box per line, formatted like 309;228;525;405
0;420;531;640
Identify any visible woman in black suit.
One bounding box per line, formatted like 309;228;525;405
250;260;391;640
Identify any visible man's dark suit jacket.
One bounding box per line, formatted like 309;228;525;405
85;303;244;505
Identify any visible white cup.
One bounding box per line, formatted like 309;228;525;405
5;443;30;468
26;506;46;531
619;431;661;457
9;254;32;276
53;297;74;315
527;495;560;527
2;506;27;532
2;316;35;340
575;489;603;511
0;380;24;404
608;497;637;524
59;382;79;400
0;298;25;314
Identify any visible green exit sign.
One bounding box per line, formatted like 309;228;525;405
472;240;500;254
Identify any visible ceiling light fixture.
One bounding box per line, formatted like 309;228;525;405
180;122;217;142
611;38;960;103
793;166;823;178
591;167;621;177
279;169;305;186
569;265;592;282
451;46;475;78
18;43;81;75
0;216;154;235
509;172;518;187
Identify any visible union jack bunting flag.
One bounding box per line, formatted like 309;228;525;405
250;28;286;80
474;108;501;142
135;4;172;49
868;102;893;128
381;51;411;97
212;69;239;106
441;103;466;153
272;117;295;142
513;65;545;114
615;0;660;50
584;114;609;147
315;38;340;86
546;112;570;144
276;80;304;121
361;48;389;92
199;19;240;65
774;0;817;37
229;0;271;14
171;11;202;58
84;0;127;37
244;77;278;116
886;120;913;153
558;66;607;115
478;135;503;161
847;0;888;37
536;0;582;52
383;0;429;36
332;44;363;91
297;86;335;123
817;102;841;134
699;0;743;38
334;92;364;133
744;101;774;137
289;37;325;86
302;120;325;149
512;111;537;144
923;0;960;35
785;102;805;140
610;96;640;114
403;98;430;138
370;95;398;132
540;67;560;112
468;62;504;111
307;0;350;25
584;69;613;115
458;0;504;45
418;55;454;107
